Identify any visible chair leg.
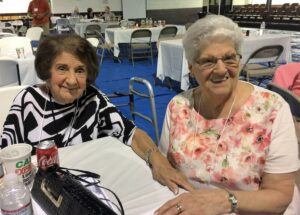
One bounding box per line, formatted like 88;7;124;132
129;93;135;120
150;46;153;65
108;47;121;63
100;48;105;64
131;47;134;67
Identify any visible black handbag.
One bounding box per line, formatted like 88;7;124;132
31;165;124;215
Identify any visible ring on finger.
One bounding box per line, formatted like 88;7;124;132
175;203;183;214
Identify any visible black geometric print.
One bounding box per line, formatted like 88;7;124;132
1;85;135;154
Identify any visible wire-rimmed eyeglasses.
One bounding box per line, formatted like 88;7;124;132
196;53;242;70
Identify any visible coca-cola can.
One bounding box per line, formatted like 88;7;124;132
36;140;60;170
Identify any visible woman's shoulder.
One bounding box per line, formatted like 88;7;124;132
85;85;106;97
253;84;285;104
6;85;48;108
14;85;45;100
168;89;194;108
242;82;286;112
84;85;111;103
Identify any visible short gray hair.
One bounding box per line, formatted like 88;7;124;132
182;15;244;64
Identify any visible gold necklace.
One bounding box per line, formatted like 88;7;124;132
193;91;237;184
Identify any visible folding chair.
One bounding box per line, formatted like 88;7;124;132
129;77;159;143
158;26;178;39
84;24;101;39
25;27;44;53
1;27;15;34
87;34;118;64
156;26;178;48
96;29;120;64
241;45;284;85
129;29;153;66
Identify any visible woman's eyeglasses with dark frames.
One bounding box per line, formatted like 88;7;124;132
196;54;242;70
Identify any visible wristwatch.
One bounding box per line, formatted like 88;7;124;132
227;190;238;213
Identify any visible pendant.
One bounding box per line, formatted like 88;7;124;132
222;155;229;167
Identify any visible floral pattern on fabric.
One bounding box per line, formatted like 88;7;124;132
167;89;283;191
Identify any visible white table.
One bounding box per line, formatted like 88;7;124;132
0;53;42;86
31;137;182;215
157;34;292;91
156;39;189;91
105;25;186;57
17;55;43;85
0;32;16;39
0;27;15;34
75;21;120;37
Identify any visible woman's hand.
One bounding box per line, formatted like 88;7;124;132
151;152;194;194
154;188;230;215
131;129;194;194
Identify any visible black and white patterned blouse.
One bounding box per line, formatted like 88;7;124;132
0;85;135;154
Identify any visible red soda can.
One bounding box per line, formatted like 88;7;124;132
36;140;60;170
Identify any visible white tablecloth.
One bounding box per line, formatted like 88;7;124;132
157;34;292;91
31;137;182;215
17;55;43;85
0;53;42;86
75;21;120;37
105;25;186;57
0;27;15;34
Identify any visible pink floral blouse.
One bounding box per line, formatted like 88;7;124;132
163;87;287;191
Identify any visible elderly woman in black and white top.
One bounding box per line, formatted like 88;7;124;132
0;34;193;193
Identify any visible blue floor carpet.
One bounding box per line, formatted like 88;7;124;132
95;56;272;143
95;56;177;143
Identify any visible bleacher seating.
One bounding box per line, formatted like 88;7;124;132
226;3;300;31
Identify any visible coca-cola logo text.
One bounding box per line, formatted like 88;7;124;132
38;155;59;169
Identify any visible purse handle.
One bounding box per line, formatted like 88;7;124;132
51;165;125;215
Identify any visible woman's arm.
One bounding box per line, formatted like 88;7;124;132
131;128;194;194
234;172;295;213
155;172;295;214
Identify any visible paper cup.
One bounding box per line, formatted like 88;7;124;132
16;47;25;59
0;144;33;186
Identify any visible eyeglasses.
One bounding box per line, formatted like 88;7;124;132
196;53;242;70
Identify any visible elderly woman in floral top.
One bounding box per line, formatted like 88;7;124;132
155;15;300;215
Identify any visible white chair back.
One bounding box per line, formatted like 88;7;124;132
0;57;20;87
86;37;99;48
0;85;27;133
25;27;43;41
0;36;33;58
